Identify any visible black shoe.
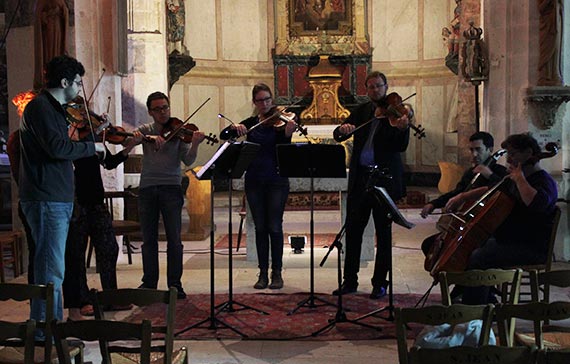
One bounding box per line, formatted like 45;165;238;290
137;284;156;289
174;286;187;300
254;269;269;289
332;282;358;296
369;286;387;300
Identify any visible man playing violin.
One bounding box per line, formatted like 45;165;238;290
445;133;558;304
19;55;105;326
332;71;411;299
63;125;139;320
131;91;205;299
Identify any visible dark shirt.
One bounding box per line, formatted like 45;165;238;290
333;100;409;200
429;163;508;209
495;169;558;252
220;116;292;182
19;90;95;202
74;147;128;206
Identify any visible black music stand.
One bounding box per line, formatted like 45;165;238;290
312;222;381;336
276;143;346;315
211;141;268;317
353;186;414;323
175;141;263;338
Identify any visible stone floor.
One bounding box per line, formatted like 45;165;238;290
1;191;569;364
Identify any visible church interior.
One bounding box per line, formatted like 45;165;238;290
1;1;570;363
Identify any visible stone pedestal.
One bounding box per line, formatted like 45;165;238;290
233;176;376;263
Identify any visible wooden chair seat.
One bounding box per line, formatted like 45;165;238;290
0;231;24;282
516;331;570;350
409;345;537;364
112;347;188;364
0;345;82;364
0;319;36;364
112;220;141;234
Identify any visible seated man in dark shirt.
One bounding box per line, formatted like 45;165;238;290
444;133;558;304
420;131;508;257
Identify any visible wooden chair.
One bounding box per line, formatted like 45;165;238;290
0;282;83;364
53;319;153;364
395;304;494;364
495;301;570;349
92;287;187;364
530;269;570;304
0;319;36;364
409;345;537;364
87;190;140;267
0;230;24;282
508;206;561;302
439;268;523;306
537;348;570;364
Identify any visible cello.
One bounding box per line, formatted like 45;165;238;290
427;142;559;278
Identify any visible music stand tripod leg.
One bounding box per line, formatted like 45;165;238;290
288;171;336;315
311;224;382;336
175;172;248;338
215;176;268;316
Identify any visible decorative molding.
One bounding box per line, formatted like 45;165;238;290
526;86;570;129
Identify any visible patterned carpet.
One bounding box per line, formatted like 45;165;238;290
126;292;439;340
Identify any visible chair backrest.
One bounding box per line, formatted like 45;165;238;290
439;268;523;306
395;304;494;364
409;344;537;364
530;269;570;303
53;319;152;364
537;348;570;364
0;319;36;364
104;190;137;221
92;287;176;364
495;301;570;348
0;282;54;360
543;206;561;273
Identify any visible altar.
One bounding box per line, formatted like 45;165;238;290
232;174;377;262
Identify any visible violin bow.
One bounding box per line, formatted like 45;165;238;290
163;97;211;143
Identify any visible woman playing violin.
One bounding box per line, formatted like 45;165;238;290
445;133;558;305
132;91;206;299
219;83;297;290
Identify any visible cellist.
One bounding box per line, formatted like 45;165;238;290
445;133;558;304
420;131;508;256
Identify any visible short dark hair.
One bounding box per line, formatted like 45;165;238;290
501;133;541;156
365;71;387;87
469;131;494;149
44;55;85;89
146;91;169;110
252;83;272;100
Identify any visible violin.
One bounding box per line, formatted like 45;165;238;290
336;92;426;142
65;96;152;145
161;117;219;145
248;105;308;137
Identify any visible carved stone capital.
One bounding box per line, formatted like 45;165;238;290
526;86;570;129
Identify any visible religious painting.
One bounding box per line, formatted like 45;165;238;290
289;0;352;36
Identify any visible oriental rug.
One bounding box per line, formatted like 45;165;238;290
126;292;439;341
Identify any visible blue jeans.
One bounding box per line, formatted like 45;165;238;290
138;185;184;288
21;201;73;325
245;178;289;271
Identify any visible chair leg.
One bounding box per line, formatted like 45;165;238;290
86;239;94;268
124;236;133;265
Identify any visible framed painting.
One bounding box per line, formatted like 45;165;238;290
289;0;352;36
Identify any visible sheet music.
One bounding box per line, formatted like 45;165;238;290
195;141;232;179
373;187;415;229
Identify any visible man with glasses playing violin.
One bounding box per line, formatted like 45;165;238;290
332;71;411;300
130;91;205;299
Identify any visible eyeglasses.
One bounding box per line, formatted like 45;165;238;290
73;80;83;87
254;96;272;104
150;105;170;113
367;83;387;90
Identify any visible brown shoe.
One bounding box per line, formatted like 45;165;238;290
80;304;94;316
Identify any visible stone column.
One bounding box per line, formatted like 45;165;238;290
456;0;481;166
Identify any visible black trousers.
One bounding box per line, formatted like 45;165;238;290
343;168;394;289
63;204;119;308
